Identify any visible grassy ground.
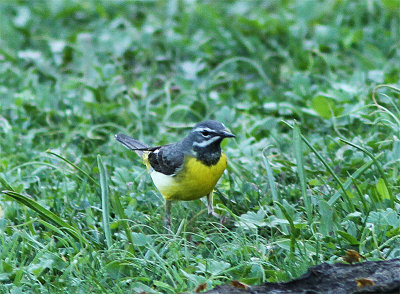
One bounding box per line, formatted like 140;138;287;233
1;0;400;293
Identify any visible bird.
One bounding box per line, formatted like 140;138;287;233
115;120;235;230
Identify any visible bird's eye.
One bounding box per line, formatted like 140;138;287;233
201;130;210;137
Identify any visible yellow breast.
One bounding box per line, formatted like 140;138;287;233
148;153;227;201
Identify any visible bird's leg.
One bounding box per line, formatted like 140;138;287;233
207;192;220;218
165;200;172;233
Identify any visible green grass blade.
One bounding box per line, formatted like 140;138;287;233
1;190;90;247
339;139;396;206
97;155;112;248
302;137;355;210
8;161;68;175
263;147;288;234
282;121;355;210
262;147;279;202
327;155;382;206
349;175;369;213
293;125;312;221
205;56;271;91
37;219;78;251
337;230;360;245
110;190;135;246
0;174;14;191
275;201;296;258
47;150;99;186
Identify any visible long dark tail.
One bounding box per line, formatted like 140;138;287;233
115;134;150;157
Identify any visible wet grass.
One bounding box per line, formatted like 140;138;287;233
1;0;400;292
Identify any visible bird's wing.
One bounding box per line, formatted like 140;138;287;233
148;143;185;176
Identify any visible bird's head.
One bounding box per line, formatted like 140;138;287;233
189;120;235;149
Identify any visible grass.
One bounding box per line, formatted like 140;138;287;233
1;0;400;292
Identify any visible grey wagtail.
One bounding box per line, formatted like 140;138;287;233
115;120;235;229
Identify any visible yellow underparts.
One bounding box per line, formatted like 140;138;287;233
142;153;227;201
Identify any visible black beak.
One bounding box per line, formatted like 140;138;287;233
220;130;235;138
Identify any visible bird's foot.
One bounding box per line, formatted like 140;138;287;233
165;217;173;234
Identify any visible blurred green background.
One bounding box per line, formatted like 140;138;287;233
0;0;399;293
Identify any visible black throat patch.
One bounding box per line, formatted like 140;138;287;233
193;143;222;166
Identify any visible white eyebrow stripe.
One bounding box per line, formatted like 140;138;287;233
193;136;220;147
193;127;215;133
